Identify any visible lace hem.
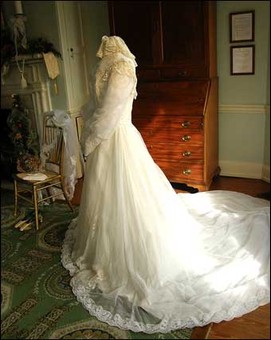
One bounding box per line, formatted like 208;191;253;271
68;288;269;334
61;219;270;334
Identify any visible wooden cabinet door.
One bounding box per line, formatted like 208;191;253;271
108;1;160;66
108;1;211;79
161;1;207;67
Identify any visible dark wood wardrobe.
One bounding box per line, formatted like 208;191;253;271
108;1;219;191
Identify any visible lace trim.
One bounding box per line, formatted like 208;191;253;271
82;136;101;158
112;60;137;99
95;55;137;102
61;219;270;334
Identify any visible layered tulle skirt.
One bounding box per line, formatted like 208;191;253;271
61;123;270;333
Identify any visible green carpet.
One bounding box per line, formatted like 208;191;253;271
1;187;193;339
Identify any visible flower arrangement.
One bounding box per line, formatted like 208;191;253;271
7;94;40;172
16;153;41;173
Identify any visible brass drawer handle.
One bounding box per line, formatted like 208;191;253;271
181;121;191;128
182;169;192;175
178;70;188;77
182;135;191;142
182;151;191;157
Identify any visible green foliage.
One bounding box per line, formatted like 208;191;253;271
1;26;61;68
27;38;62;59
7;95;40;162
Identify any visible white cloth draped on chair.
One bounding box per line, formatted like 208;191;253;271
42;110;84;200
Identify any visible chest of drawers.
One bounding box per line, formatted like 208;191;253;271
132;79;219;191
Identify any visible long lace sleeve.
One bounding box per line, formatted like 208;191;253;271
82;60;136;157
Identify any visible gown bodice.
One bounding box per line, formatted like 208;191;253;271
81;52;138;157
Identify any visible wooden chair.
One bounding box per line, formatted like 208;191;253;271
13;114;74;230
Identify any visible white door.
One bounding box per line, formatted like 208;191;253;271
56;1;89;115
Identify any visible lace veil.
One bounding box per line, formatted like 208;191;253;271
96;35;137;67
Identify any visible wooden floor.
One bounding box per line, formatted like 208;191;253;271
72;175;270;339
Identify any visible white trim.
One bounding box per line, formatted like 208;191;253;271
55;2;89;114
262;164;270;183
55;1;70;110
219;104;266;114
1;59;52;139
219;160;264;179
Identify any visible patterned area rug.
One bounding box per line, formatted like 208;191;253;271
1;188;193;339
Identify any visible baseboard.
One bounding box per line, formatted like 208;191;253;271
262;164;270;183
219;104;266;114
219;161;270;182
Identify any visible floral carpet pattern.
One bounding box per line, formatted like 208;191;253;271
1;187;192;339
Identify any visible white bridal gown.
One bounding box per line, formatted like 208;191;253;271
61;36;270;333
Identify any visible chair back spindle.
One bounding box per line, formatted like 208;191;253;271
42;117;63;170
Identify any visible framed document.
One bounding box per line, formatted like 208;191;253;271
230;45;255;75
230;11;255;43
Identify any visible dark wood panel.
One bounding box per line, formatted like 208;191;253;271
108;1;156;65
133;101;206;116
133;116;204;130
109;1;212;79
146;143;204;161
160;66;208;79
135;80;209;101
138;128;203;144
161;1;207;66
156;160;204;182
133;80;209;117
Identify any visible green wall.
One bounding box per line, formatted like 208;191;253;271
217;1;269;104
80;1;110;84
217;1;270;180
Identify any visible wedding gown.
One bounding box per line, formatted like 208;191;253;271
61;36;270;333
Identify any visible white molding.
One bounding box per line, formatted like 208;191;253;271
55;1;89;114
219;104;266;114
55;1;70;110
1;59;52;139
1;82;49;95
219;160;265;180
262;164;270;183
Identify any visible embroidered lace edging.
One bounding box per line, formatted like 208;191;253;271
61;219;270;334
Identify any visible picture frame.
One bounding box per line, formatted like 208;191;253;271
230;45;255;75
230;11;255;43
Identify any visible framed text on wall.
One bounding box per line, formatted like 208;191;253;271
230;11;255;43
230;45;255;75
